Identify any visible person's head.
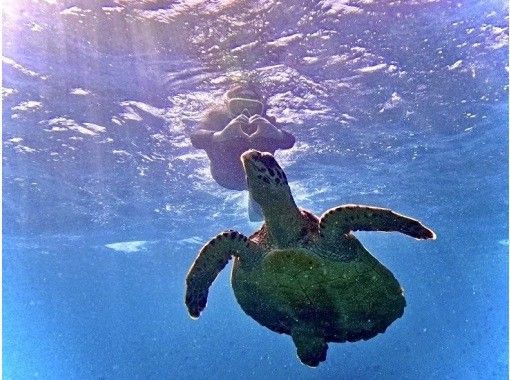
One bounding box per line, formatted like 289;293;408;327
225;84;265;117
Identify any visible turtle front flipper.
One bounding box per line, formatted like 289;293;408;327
291;327;328;367
319;204;436;243
185;230;262;319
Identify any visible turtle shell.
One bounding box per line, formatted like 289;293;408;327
232;246;405;343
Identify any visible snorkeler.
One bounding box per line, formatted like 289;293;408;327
190;84;295;220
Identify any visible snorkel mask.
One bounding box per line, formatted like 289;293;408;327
226;86;265;117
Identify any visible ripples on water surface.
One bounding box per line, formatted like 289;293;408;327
3;1;508;379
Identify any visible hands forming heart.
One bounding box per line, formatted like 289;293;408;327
213;114;289;142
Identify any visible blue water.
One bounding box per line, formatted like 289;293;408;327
3;1;508;379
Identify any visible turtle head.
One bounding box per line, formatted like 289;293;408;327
241;150;293;209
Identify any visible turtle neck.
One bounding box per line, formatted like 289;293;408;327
260;193;306;248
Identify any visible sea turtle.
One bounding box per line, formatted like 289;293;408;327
185;150;435;367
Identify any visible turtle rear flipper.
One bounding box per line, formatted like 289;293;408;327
291;327;328;367
319;204;436;244
185;231;262;319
